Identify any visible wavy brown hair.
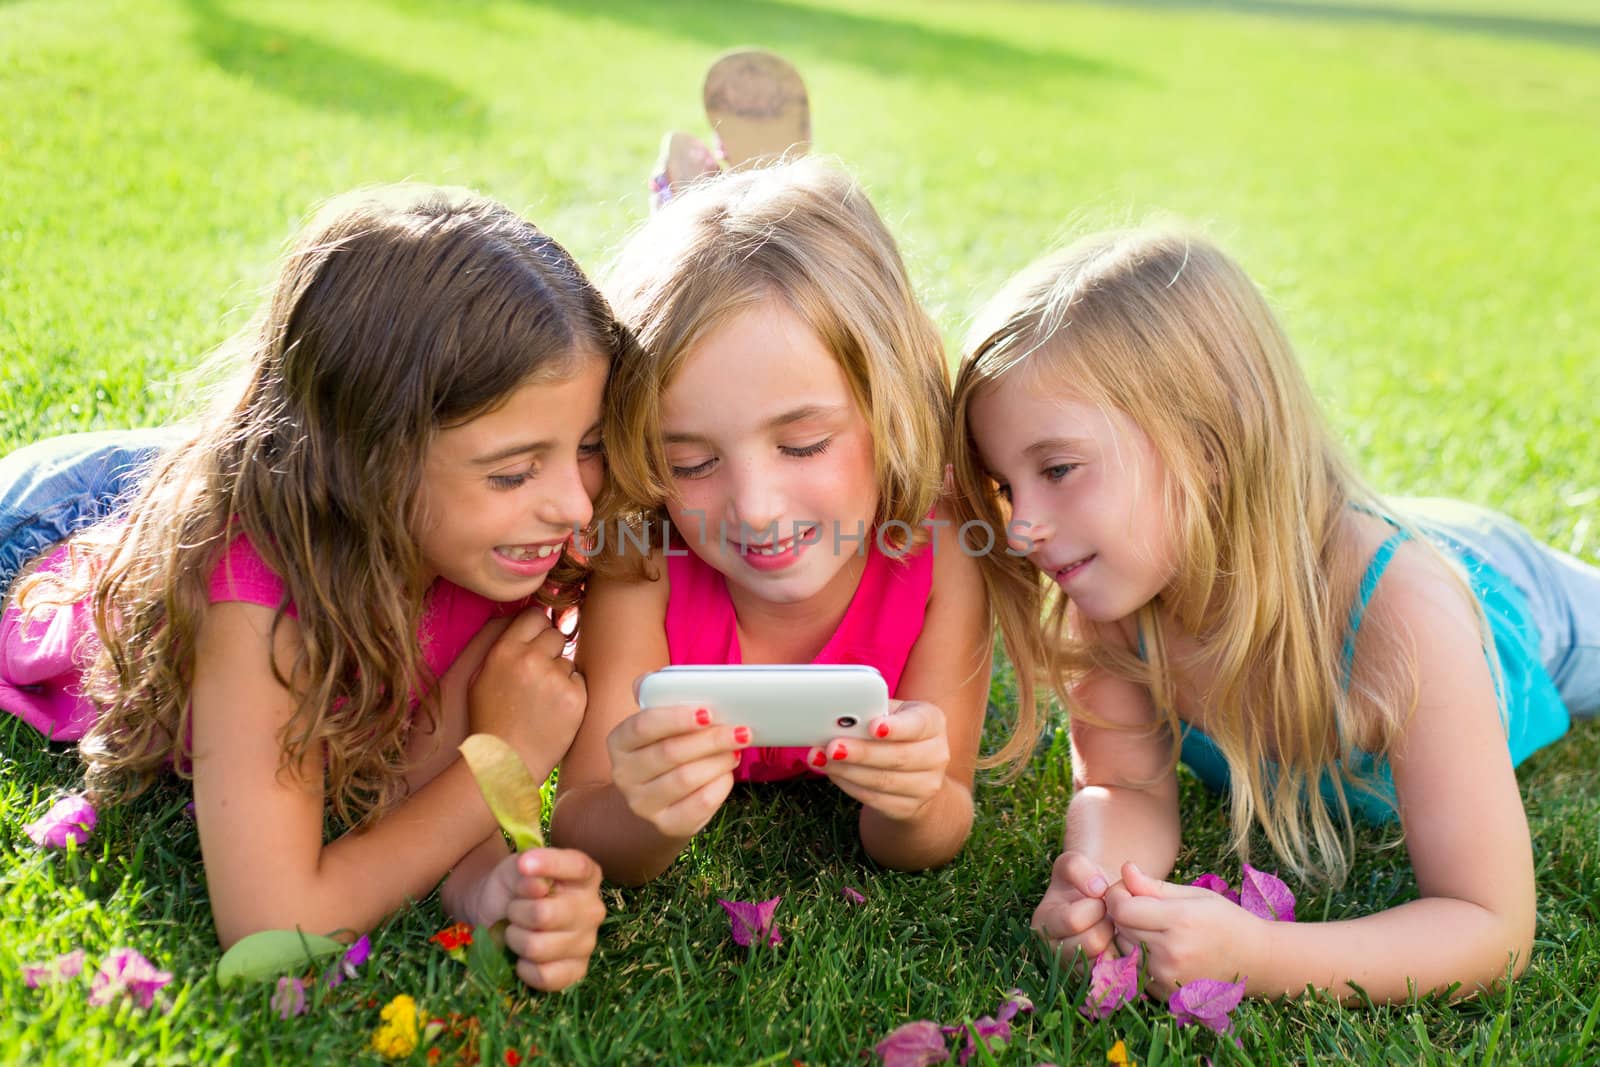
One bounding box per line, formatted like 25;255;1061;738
596;157;951;575
951;229;1489;884
18;185;629;827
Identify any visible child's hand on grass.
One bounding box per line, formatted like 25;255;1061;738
1033;850;1121;967
480;848;607;993
809;699;950;821
1103;861;1265;997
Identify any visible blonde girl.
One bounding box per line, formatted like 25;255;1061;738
0;186;621;991
950;228;1598;1002
550;159;994;884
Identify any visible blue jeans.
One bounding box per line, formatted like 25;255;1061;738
1400;497;1600;718
0;429;184;597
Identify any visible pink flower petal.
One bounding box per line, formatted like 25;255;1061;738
874;1020;950;1066
718;896;782;948
1239;864;1295;922
23;948;85;989
951;1017;1009;1066
271;976;308;1019
1168;977;1246;1033
997;989;1034;1023
1188;873;1240;904
1080;948;1141;1020
88;948;173;1010
325;934;371;988
842;886;866;905
23;795;97;849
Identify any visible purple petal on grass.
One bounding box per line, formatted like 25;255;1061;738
22;948;86;988
951;1017;1010;1066
87;948;173;1010
23;794;97;849
1189;873;1241;904
1080;948;1141;1020
997;989;1034;1023
842;886;866;905
325;934;372;988
874;1020;950;1066
271;976;308;1019
182;801;196;821
1239;864;1295;922
1168;977;1246;1033
718;896;782;948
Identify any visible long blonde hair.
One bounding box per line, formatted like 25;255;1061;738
952;228;1450;883
597;157;950;573
17;185;630;827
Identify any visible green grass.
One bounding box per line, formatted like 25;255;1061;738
2;0;1596;1063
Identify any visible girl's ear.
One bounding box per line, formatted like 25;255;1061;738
942;463;954;495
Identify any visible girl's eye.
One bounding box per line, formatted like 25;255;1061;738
781;437;832;459
1042;463;1078;483
579;438;606;459
489;473;530;490
670;458;715;479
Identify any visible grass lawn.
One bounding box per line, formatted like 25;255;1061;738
2;1;1597;1063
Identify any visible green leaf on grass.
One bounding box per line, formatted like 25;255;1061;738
458;734;545;851
215;929;345;988
465;921;515;988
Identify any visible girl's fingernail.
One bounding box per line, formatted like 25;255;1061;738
733;726;751;745
1089;875;1108;895
809;749;828;768
830;743;848;761
873;721;889;739
695;708;711;727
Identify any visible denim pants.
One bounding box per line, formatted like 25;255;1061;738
0;429;184;598
1400;497;1600;718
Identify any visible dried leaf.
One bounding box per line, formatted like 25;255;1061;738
458;734;545;851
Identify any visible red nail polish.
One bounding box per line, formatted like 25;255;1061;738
873;721;889;739
695;708;711;726
810;750;828;768
733;726;751;745
831;743;848;761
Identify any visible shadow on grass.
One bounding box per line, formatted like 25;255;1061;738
509;0;1141;90
1096;0;1600;52
183;0;487;134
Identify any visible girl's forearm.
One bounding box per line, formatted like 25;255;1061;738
439;833;512;927
1247;896;1533;1002
548;784;691;886
209;760;499;947
1064;784;1181;879
859;778;974;871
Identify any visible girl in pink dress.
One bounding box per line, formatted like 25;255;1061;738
1;185;618;990
551;159;999;884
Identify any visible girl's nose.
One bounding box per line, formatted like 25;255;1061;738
1005;494;1052;555
539;461;595;533
727;461;785;540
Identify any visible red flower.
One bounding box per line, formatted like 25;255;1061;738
429;923;474;951
505;1052;522;1066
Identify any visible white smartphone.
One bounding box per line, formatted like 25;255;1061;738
636;664;887;748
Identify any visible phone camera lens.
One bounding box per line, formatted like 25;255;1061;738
836;716;858;729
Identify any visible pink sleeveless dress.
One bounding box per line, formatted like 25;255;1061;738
663;537;934;782
1;533;530;741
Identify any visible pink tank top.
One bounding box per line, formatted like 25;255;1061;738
663;535;934;782
1;533;529;742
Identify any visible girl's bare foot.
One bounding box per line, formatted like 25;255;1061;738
649;130;719;211
702;49;811;170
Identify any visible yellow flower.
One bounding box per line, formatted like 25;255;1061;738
370;994;421;1059
1107;1039;1138;1067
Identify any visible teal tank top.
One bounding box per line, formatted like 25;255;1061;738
1177;527;1569;823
